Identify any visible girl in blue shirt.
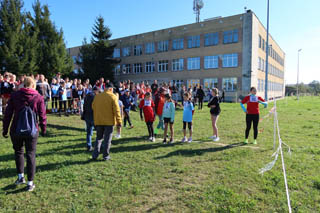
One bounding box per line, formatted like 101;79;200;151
181;92;194;143
162;94;175;144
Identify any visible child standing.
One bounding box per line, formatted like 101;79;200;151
240;87;268;144
181;92;194;143
115;93;123;139
58;82;69;117
120;89;134;128
207;88;221;141
162;94;175;144
139;92;156;142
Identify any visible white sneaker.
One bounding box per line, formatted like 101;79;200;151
149;136;153;141
210;136;216;140
213;137;220;142
181;137;187;143
51;109;54;113
188;137;192;143
152;137;156;142
115;134;121;139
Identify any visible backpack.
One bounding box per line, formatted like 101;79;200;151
15;96;38;137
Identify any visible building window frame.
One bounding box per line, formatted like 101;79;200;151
157;40;169;52
145;62;155;73
158;60;168;72
223;77;238;92
222;53;238;68
172;58;184;71
187;35;200;48
204;55;219;69
187;57;200;70
223;29;239;44
204;33;219;46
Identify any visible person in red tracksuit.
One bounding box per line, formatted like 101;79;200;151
240;87;268;145
139;92;156;142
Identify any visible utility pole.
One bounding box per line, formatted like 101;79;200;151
264;0;270;101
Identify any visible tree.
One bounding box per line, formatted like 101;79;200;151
30;0;72;78
78;16;119;82
0;0;37;75
309;80;320;95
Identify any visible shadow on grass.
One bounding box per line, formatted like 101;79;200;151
47;123;85;133
0;159;94;180
155;142;245;159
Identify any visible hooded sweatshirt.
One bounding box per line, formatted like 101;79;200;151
3;88;47;135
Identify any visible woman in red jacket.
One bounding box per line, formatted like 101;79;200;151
3;77;47;192
240;87;268;145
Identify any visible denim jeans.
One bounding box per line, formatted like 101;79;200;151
156;114;164;130
85;120;94;148
92;126;114;160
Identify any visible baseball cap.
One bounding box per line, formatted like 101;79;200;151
105;82;115;89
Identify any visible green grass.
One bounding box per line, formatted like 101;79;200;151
0;96;319;212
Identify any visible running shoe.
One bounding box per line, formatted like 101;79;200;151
181;137;187;143
253;140;257;145
244;139;248;144
210;136;216;140
188;137;192;143
15;177;26;185
26;184;35;192
213;137;220;142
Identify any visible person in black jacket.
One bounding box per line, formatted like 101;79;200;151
207;88;221;142
196;85;205;110
82;87;99;151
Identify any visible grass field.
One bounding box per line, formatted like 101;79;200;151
0;96;319;212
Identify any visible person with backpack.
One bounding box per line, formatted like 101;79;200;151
2;77;47;192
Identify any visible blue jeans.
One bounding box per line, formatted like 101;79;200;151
86;120;94;148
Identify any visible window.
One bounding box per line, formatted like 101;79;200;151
133;63;142;74
158;60;168;72
204;78;218;89
258;57;261;70
262;59;265;72
172;38;184;50
187;79;200;89
122;47;131;57
114;65;121;75
122;64;131;74
157;40;169;52
134;45;143;56
172;58;184;71
259;35;262;48
204;55;219;69
171;80;184;89
145;62;155;73
72;56;77;64
204;33;219;46
223;78;237;91
223;29;239;44
262;39;265;51
222;53;238;68
113;48;120;58
187;57;200;70
145;42;155;54
187;35;200;48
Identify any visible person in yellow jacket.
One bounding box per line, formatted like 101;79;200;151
92;82;122;161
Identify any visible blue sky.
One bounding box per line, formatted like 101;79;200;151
23;0;320;84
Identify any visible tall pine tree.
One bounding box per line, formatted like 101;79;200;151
78;16;119;82
0;0;37;75
31;0;72;78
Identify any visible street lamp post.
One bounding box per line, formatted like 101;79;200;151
264;0;270;101
297;49;302;100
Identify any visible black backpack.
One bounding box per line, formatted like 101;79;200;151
15;96;38;137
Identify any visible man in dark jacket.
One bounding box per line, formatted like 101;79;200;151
3;77;47;192
82;87;99;151
196;85;205;110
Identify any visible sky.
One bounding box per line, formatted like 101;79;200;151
22;0;320;84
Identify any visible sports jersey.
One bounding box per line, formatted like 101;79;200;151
139;99;155;122
241;95;265;114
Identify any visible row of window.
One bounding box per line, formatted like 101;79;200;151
113;29;239;58
258;57;284;78
258;35;284;66
114;53;239;75
257;79;284;92
185;78;238;92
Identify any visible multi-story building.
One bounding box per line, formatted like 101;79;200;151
68;10;285;102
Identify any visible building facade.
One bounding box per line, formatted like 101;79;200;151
68;11;285;102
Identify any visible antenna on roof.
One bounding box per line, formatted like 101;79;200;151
193;0;204;23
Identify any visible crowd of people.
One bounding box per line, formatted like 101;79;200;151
2;71;268;192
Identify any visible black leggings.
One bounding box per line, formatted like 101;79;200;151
59;100;67;113
198;98;203;109
124;111;132;126
52;97;58;109
146;122;154;137
245;114;259;139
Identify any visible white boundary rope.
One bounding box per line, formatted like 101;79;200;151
259;98;292;213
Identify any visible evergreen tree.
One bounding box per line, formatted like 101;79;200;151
78;16;119;82
0;0;37;75
31;0;72;78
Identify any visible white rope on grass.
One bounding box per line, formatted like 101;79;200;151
259;98;292;213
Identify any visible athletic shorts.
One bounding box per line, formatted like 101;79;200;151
183;122;192;130
163;117;174;124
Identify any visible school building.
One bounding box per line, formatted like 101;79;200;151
68;10;285;102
